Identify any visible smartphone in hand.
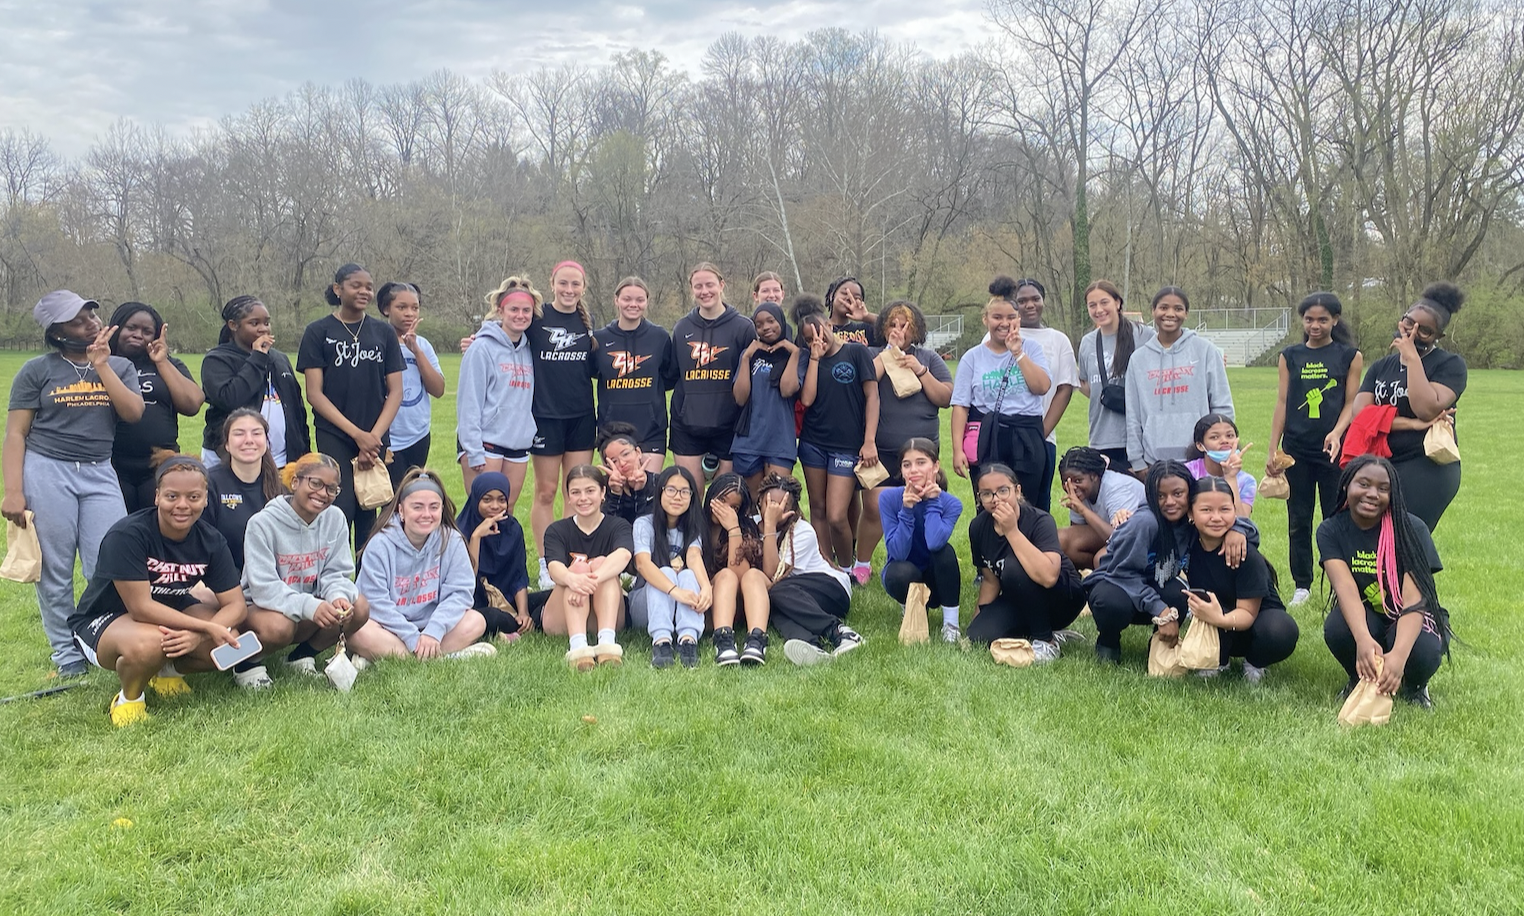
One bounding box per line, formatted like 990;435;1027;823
210;631;263;671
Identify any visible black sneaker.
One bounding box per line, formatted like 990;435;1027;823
1336;676;1359;701
677;640;699;669
741;628;768;666
1400;683;1434;710
56;661;89;679
832;624;864;657
652;640;676;669
1095;644;1122;666
714;627;740;666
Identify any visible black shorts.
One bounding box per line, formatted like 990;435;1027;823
669;422;734;461
454;438;531;463
71;611;127;667
530;414;596;456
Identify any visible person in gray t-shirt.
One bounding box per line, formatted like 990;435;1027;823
3;291;145;677
1076;281;1154;469
1056;446;1148;569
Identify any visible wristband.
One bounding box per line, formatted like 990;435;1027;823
916;367;928;378
1151;608;1179;626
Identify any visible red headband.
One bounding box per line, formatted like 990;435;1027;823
499;289;535;307
551;260;585;280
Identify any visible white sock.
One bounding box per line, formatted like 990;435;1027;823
597;628;616;646
568;633;588;652
853;560;870;570
943;607;959;628
157;662;181;678
539;557;548;572
117;690;143;704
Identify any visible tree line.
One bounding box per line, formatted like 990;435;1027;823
1;0;1522;364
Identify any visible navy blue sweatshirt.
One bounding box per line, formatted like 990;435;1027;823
592;319;679;447
670;305;756;432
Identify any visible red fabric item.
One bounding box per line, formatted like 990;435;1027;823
1340;404;1397;468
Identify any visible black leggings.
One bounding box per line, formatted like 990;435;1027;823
768;573;850;643
968;556;1085;644
388;433;433;489
114;461;156;514
1323;607;1444;691
883;545;961;609
1392;455;1461;532
316;429;377;552
1217;606;1300;667
1285;453;1342;589
1087;578;1188;653
974;413;1046;501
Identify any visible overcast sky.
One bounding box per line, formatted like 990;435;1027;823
1;0;991;157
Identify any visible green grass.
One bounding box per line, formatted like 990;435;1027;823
2;352;1522;915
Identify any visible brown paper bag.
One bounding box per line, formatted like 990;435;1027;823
1337;656;1394;727
899;582;931;646
1270;449;1296;472
1;511;42;583
1424;417;1460;465
1258;474;1290;500
855;459;890;489
881;345;924;399
352;458;394;510
483;579;511;611
990;638;1034;668
1177;617;1222;670
1147;634;1188;677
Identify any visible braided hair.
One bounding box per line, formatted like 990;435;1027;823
219;295;264;345
1058;446;1110;479
758;471;805;581
1145;460;1194;584
824;277;864;322
702;473;761;572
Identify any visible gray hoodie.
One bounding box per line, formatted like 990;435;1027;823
457;319;535;466
358;521;476;651
242;496;358;621
1123;327;1233;470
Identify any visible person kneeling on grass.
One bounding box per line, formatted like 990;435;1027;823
458;471;533;641
1319;455;1450;709
967;463;1085;662
1183;477;1299;685
68;457;246;726
235;453;371;687
540;465;634;671
757;473;864;666
349;469;495;662
1056;446;1147;570
703;473;772;665
880;438;964;643
634;467;713;669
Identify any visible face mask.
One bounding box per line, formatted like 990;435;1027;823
1205;449;1233;463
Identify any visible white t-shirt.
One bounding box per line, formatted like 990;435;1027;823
775;521;851;595
1022;326;1079;444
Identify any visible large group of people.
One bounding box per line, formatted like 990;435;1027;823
0;266;1466;726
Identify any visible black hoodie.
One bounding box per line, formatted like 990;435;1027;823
592;318;679;446
200;341;311;459
670;304;756;432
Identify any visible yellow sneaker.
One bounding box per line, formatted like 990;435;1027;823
148;675;192;698
110;692;149;727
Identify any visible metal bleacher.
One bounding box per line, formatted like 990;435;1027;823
1191;308;1289;367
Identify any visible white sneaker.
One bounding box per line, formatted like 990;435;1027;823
445;642;498;660
1032;640;1061;664
537;560;554;591
1053;629;1088;644
783;639;834;666
1195;664;1229;679
1292;588;1312;605
286;656;321;678
353;657;371;672
1243;661;1267;686
940;622;961;644
233;665;273;690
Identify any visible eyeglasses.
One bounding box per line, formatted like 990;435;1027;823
297;476;341;497
977;485;1015;502
1399;314;1443;342
662;486;692;498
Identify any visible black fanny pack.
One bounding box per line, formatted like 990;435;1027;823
1096;332;1126;415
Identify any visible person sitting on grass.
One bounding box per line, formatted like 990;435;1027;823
1185;413;1256;517
458;471;533;642
757;473;865;666
349;469;495;662
1085;460;1249;666
1319;455;1450;709
540;465;634;671
66;457;245;727
634;467;713;669
206;408;286;576
879;438;964;643
1183;476;1299;684
703;473;772;665
236;453;371;688
966;463;1085;662
1056;446;1147;570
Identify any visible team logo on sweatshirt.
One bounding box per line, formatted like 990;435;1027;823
545;328;586;351
687;342;729;367
609;351;653;377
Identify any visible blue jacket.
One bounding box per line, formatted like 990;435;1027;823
879;488;962;572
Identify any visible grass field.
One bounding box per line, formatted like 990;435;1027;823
2;350;1522;915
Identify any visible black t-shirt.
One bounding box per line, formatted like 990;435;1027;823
833;320;881;348
296;314;406;444
969;504;1062;576
1186;539;1284;617
1317;510;1441;626
1281;342;1357;460
113;356;193;466
71;508;241;627
801;342;876;452
542;514;635;567
207;463;270;571
1359;348;1467;463
525;308;595;419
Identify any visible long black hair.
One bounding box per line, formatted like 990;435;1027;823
1190;475;1279;591
1297;292;1353;346
647;466;707;570
1145;460;1194;582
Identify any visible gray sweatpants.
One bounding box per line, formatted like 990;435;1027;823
644;567;704;643
23;452;126;668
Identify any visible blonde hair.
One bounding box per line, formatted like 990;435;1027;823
280;452;341;491
751;271;784;296
689;262;726;285
550;262;594;332
614;276;649;299
483;276;543;320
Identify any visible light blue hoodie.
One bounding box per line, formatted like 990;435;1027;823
456;319;535;467
1123;327;1233;470
359;521;476;651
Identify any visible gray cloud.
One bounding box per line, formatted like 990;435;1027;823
0;0;988;155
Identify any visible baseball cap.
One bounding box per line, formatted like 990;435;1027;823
34;290;99;329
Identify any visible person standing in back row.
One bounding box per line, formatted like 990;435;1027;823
1124;286;1233;474
592;276;678;473
377;282;445;487
1076;280;1153;471
297;263;405;549
1004;277;1077;512
107;302;204;512
670;262;756;483
200;295;310;471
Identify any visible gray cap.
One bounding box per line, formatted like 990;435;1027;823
34;290;99;329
